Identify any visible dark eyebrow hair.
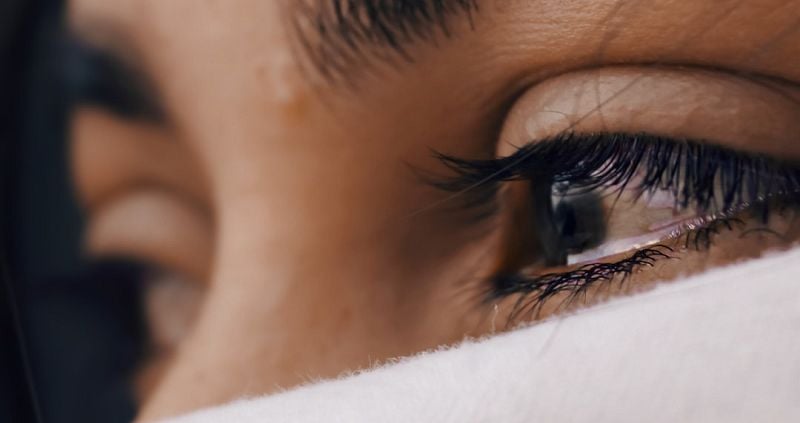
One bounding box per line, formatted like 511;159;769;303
289;0;478;83
58;31;165;122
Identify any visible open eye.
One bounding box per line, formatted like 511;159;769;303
63;32;213;374
431;68;800;322
440;132;800;322
528;133;800;265
550;190;607;264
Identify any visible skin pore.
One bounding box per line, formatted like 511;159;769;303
65;0;800;420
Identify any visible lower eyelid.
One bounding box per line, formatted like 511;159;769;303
489;245;676;322
86;188;213;282
567;213;737;266
491;207;800;319
569;202;739;265
567;232;667;265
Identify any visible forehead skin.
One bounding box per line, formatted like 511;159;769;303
67;0;800;218
67;0;800;420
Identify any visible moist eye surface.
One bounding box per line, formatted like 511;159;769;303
434;132;800;319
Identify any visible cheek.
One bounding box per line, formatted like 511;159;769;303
70;108;215;402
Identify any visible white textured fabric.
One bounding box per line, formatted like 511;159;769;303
168;248;800;423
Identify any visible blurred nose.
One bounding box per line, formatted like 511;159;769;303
133;11;431;421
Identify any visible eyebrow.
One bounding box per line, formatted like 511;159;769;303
290;0;478;82
59;31;165;122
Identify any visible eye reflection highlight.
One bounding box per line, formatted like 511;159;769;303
436;132;800;320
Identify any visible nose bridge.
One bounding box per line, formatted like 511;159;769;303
208;185;407;340
158;228;407;412
134;5;425;415
189;104;407;391
138;210;406;419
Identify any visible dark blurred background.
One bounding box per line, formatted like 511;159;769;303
2;1;144;421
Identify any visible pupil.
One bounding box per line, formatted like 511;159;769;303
552;191;606;254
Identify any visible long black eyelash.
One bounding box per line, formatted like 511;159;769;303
492;246;674;324
291;0;477;83
682;217;746;250
434;132;800;218
490;214;787;324
432;132;800;314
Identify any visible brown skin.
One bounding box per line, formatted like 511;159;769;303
67;0;800;420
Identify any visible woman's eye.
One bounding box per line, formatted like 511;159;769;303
549;191;607;265
435;132;800;321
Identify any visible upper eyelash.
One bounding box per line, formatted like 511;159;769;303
430;132;800;316
433;132;800;219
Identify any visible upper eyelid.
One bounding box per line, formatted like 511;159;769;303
57;31;166;123
430;132;800;217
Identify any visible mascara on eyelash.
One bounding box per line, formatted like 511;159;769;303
432;132;800;317
490;245;675;323
433;131;800;219
489;212;791;325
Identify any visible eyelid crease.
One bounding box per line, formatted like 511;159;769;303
57;30;166;122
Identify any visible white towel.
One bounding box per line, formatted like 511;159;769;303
168;248;800;423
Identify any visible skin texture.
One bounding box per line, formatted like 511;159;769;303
65;0;800;420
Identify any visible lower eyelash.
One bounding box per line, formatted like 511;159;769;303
489;214;790;324
490;245;674;324
431;133;800;321
678;217;745;250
